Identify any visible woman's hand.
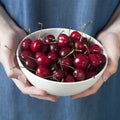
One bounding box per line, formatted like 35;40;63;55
0;28;58;102
71;31;120;99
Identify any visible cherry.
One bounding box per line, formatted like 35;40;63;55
44;34;55;43
73;41;84;52
35;51;46;59
70;31;81;41
52;69;65;81
73;68;85;81
49;43;59;53
57;34;70;47
59;47;71;57
48;51;58;62
42;43;50;53
20;50;34;61
36;55;51;66
89;44;102;53
86;70;96;79
60;57;73;70
96;53;106;66
88;54;99;67
21;38;31;50
36;65;50;77
65;74;75;82
74;54;88;69
25;58;37;70
88;53;106;67
31;39;43;52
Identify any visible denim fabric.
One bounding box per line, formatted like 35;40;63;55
0;0;120;120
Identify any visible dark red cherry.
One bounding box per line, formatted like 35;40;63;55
49;43;59;53
59;47;71;57
44;34;55;43
21;38;31;50
73;68;85;81
48;51;58;62
52;69;65;81
36;55;51;66
60;57;73;70
96;53;106;66
57;34;70;47
25;58;37;70
65;74;75;82
89;53;106;67
86;70;96;79
20;50;34;61
31;39;43;52
70;31;81;41
88;54;100;67
42;43;50;53
74;54;88;69
36;65;50;77
35;51;46;59
89;44;102;53
73;41;84;52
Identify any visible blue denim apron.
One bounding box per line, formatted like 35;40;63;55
0;0;120;120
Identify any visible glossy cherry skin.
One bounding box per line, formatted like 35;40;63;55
88;53;106;67
21;38;31;50
48;51;58;62
73;41;84;52
73;68;85;81
25;58;37;70
89;44;102;53
44;34;55;43
49;43;59;53
36;65;50;77
65;74;75;82
31;39;43;52
36;55;51;66
20;50;34;61
70;31;81;41
74;54;88;69
57;34;70;47
35;51;46;59
52;69;65;81
59;47;71;57
60;57;73;70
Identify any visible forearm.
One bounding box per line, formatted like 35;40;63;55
104;4;120;38
0;5;22;40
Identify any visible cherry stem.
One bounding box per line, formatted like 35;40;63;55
4;45;13;52
38;22;43;30
80;19;94;32
63;49;75;58
28;28;31;34
61;64;75;70
43;75;53;79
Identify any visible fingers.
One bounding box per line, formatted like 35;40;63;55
12;78;58;102
71;76;104;99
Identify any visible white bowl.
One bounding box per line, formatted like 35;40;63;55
16;28;108;96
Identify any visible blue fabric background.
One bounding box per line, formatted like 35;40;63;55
0;0;120;120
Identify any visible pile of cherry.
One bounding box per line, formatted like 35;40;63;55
19;30;106;82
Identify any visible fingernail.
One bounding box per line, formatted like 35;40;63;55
18;75;27;83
